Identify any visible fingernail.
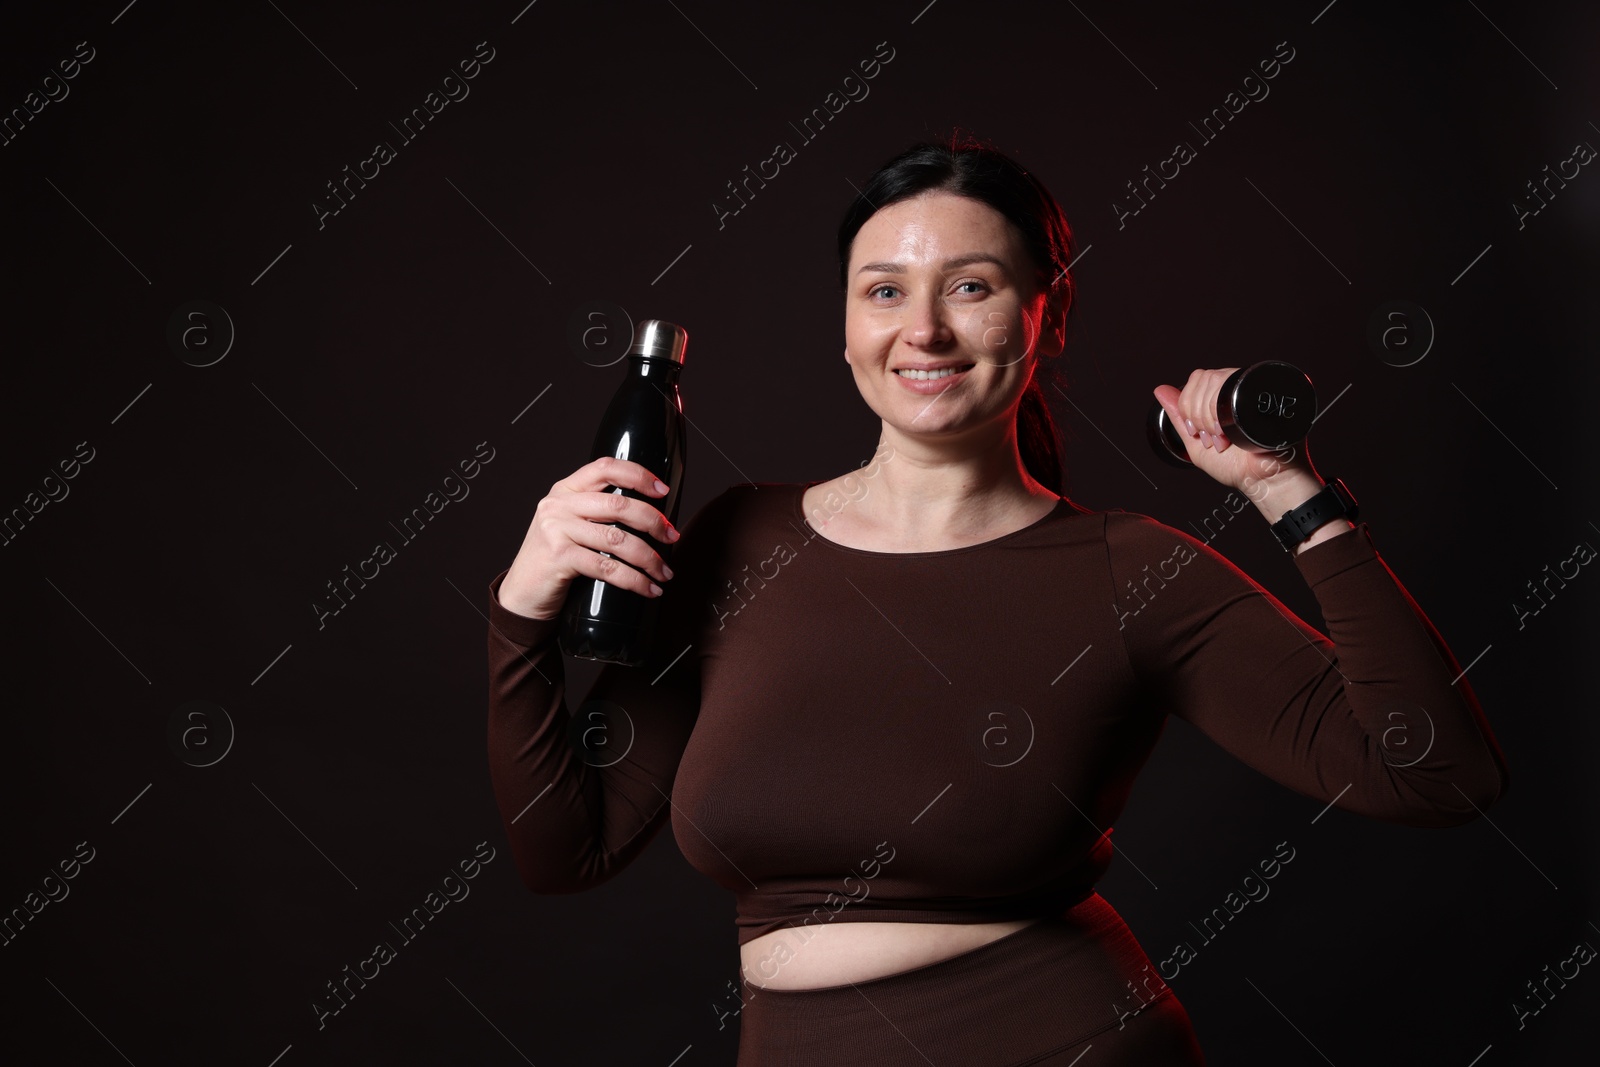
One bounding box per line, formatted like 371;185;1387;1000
1199;429;1211;447
1184;418;1195;435
653;479;668;494
667;527;681;541
663;564;675;579
649;582;664;596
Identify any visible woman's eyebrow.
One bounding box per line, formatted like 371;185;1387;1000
855;252;1007;275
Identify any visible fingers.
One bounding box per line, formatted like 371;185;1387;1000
560;511;676;593
545;457;681;597
1152;384;1204;463
561;457;680;542
1179;369;1235;452
1202;371;1225;449
570;455;670;501
505;458;681;616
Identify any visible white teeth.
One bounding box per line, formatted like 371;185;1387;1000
896;365;971;380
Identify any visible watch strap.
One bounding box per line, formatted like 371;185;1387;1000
1271;478;1358;551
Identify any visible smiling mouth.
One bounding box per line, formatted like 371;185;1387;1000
894;363;975;380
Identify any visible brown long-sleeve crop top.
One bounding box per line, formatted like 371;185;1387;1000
485;480;1509;947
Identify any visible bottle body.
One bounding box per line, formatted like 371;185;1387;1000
558;323;688;665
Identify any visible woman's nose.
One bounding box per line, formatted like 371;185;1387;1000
905;291;952;346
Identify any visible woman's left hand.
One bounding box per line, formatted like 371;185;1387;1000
1151;369;1316;495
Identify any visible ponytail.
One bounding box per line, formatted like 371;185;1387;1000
1017;366;1065;495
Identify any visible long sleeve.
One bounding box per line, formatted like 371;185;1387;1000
485;489;732;893
1106;512;1510;827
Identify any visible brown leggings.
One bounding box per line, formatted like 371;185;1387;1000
735;894;1206;1066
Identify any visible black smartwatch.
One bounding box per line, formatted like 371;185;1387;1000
1270;478;1358;552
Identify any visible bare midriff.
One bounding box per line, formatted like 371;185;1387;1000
740;917;1044;990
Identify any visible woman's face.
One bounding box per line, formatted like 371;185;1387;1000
844;190;1061;442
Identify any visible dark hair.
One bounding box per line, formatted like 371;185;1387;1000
836;131;1078;494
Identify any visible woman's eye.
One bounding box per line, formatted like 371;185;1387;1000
868;281;984;299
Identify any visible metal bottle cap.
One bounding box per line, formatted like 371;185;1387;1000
628;319;688;364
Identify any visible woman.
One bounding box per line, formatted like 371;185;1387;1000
486;135;1509;1065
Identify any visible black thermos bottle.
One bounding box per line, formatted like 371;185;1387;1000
557;319;689;666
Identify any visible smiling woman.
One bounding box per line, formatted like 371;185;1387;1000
827;137;1076;540
485;130;1508;1067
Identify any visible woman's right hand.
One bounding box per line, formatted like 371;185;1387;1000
498;457;681;621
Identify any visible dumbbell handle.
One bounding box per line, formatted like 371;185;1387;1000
1147;361;1317;467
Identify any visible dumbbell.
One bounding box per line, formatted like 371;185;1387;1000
1146;361;1317;467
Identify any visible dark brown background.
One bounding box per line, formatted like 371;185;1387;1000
2;1;1595;1063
